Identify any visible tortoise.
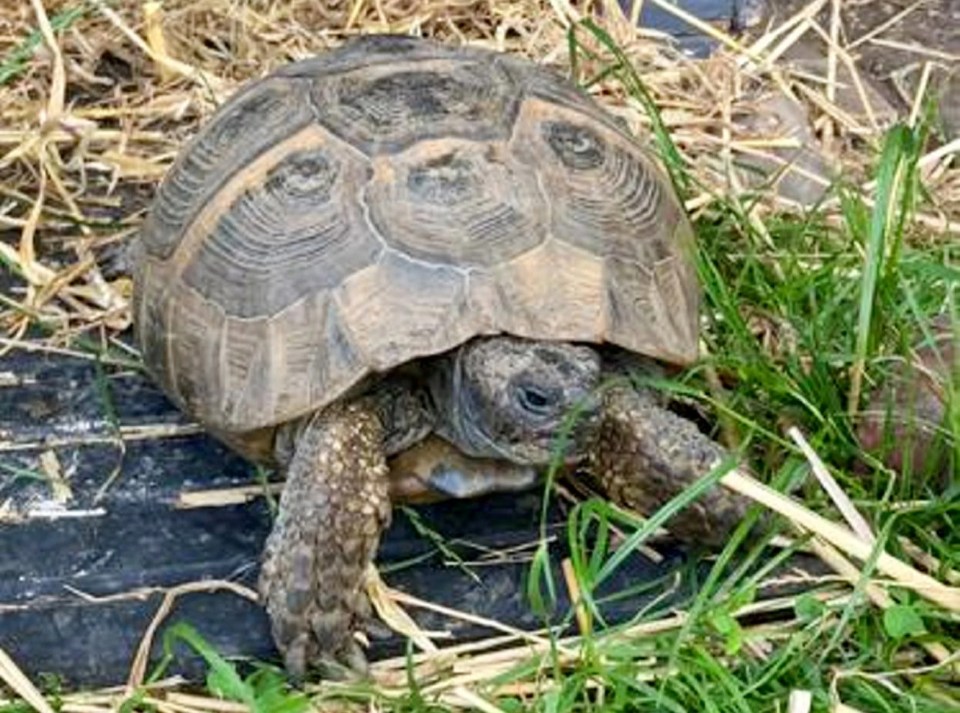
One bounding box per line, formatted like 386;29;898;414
133;34;751;677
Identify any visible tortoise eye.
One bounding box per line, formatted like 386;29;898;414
515;384;555;416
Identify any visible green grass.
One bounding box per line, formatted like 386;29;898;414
122;27;960;713
2;16;958;713
0;3;88;87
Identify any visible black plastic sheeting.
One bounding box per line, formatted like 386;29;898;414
618;0;760;57
0;349;724;687
1;3;781;686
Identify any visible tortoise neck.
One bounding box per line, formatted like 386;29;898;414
426;343;516;461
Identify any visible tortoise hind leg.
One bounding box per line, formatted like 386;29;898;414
589;385;754;546
259;399;391;678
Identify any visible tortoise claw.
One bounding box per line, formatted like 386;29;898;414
281;633;312;681
317;639;369;680
344;639;370;675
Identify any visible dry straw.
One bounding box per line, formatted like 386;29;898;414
0;0;956;346
1;0;958;708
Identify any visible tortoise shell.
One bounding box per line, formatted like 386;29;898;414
134;35;699;449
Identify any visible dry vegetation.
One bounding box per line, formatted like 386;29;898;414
1;0;955;350
0;1;958;711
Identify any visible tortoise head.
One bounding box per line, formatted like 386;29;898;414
434;336;602;465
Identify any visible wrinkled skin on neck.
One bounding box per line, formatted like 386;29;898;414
430;336;602;465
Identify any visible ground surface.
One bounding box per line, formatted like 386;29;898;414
1;348;725;685
766;0;959;133
0;1;957;711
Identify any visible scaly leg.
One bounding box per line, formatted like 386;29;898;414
590;385;754;546
259;400;391;678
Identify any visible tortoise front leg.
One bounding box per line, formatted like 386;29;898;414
589;385;753;546
259;400;391;678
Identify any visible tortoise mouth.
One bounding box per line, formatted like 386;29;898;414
535;398;602;462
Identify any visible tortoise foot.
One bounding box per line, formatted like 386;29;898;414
590;385;754;546
259;400;391;678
